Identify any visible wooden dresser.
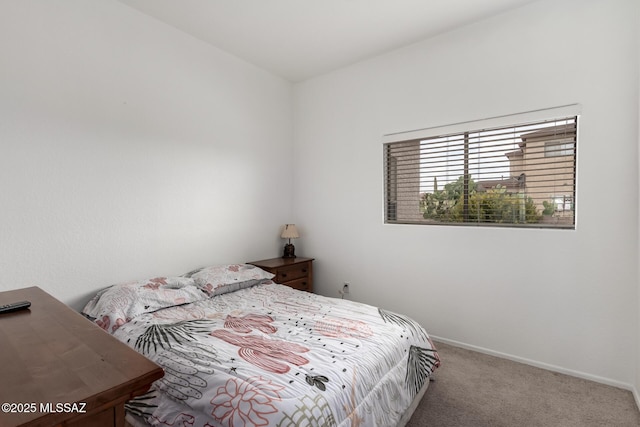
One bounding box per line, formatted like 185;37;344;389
0;286;164;427
248;257;314;293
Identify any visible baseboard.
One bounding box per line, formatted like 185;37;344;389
431;335;638;401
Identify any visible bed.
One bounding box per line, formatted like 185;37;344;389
82;264;440;427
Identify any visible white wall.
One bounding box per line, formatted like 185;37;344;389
637;0;640;405
0;0;293;309
294;0;639;388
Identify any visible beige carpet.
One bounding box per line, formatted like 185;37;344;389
407;341;640;427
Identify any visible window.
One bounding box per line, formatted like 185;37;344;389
552;195;573;212
384;116;577;229
545;140;575;157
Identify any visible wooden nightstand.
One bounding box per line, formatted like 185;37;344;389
248;257;314;292
0;286;164;427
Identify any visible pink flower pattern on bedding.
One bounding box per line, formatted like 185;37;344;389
112;283;439;427
210;376;285;426
224;314;277;334
314;317;373;339
211;329;309;374
143;277;167;290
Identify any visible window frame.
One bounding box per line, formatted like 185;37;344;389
383;111;578;230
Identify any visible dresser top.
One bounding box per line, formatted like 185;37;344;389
0;286;164;427
248;257;314;269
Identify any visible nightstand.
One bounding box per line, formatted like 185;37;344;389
0;286;164;427
248;257;314;292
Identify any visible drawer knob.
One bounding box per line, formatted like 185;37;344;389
302;269;307;273
281;273;287;278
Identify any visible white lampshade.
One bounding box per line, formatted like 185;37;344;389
281;224;299;239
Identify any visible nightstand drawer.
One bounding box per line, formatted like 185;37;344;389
247;257;314;293
285;277;311;291
275;262;311;283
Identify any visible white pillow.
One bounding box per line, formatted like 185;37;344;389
187;264;274;297
82;277;206;333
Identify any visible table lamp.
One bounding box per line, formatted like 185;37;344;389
281;224;299;258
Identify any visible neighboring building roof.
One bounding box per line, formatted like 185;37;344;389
520;123;576;141
505;149;523;159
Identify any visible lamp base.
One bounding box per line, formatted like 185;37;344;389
282;243;296;258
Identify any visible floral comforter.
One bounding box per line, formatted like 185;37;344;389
110;282;439;427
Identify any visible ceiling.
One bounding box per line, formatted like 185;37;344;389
117;0;539;82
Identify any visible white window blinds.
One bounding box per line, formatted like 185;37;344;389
384;116;577;229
